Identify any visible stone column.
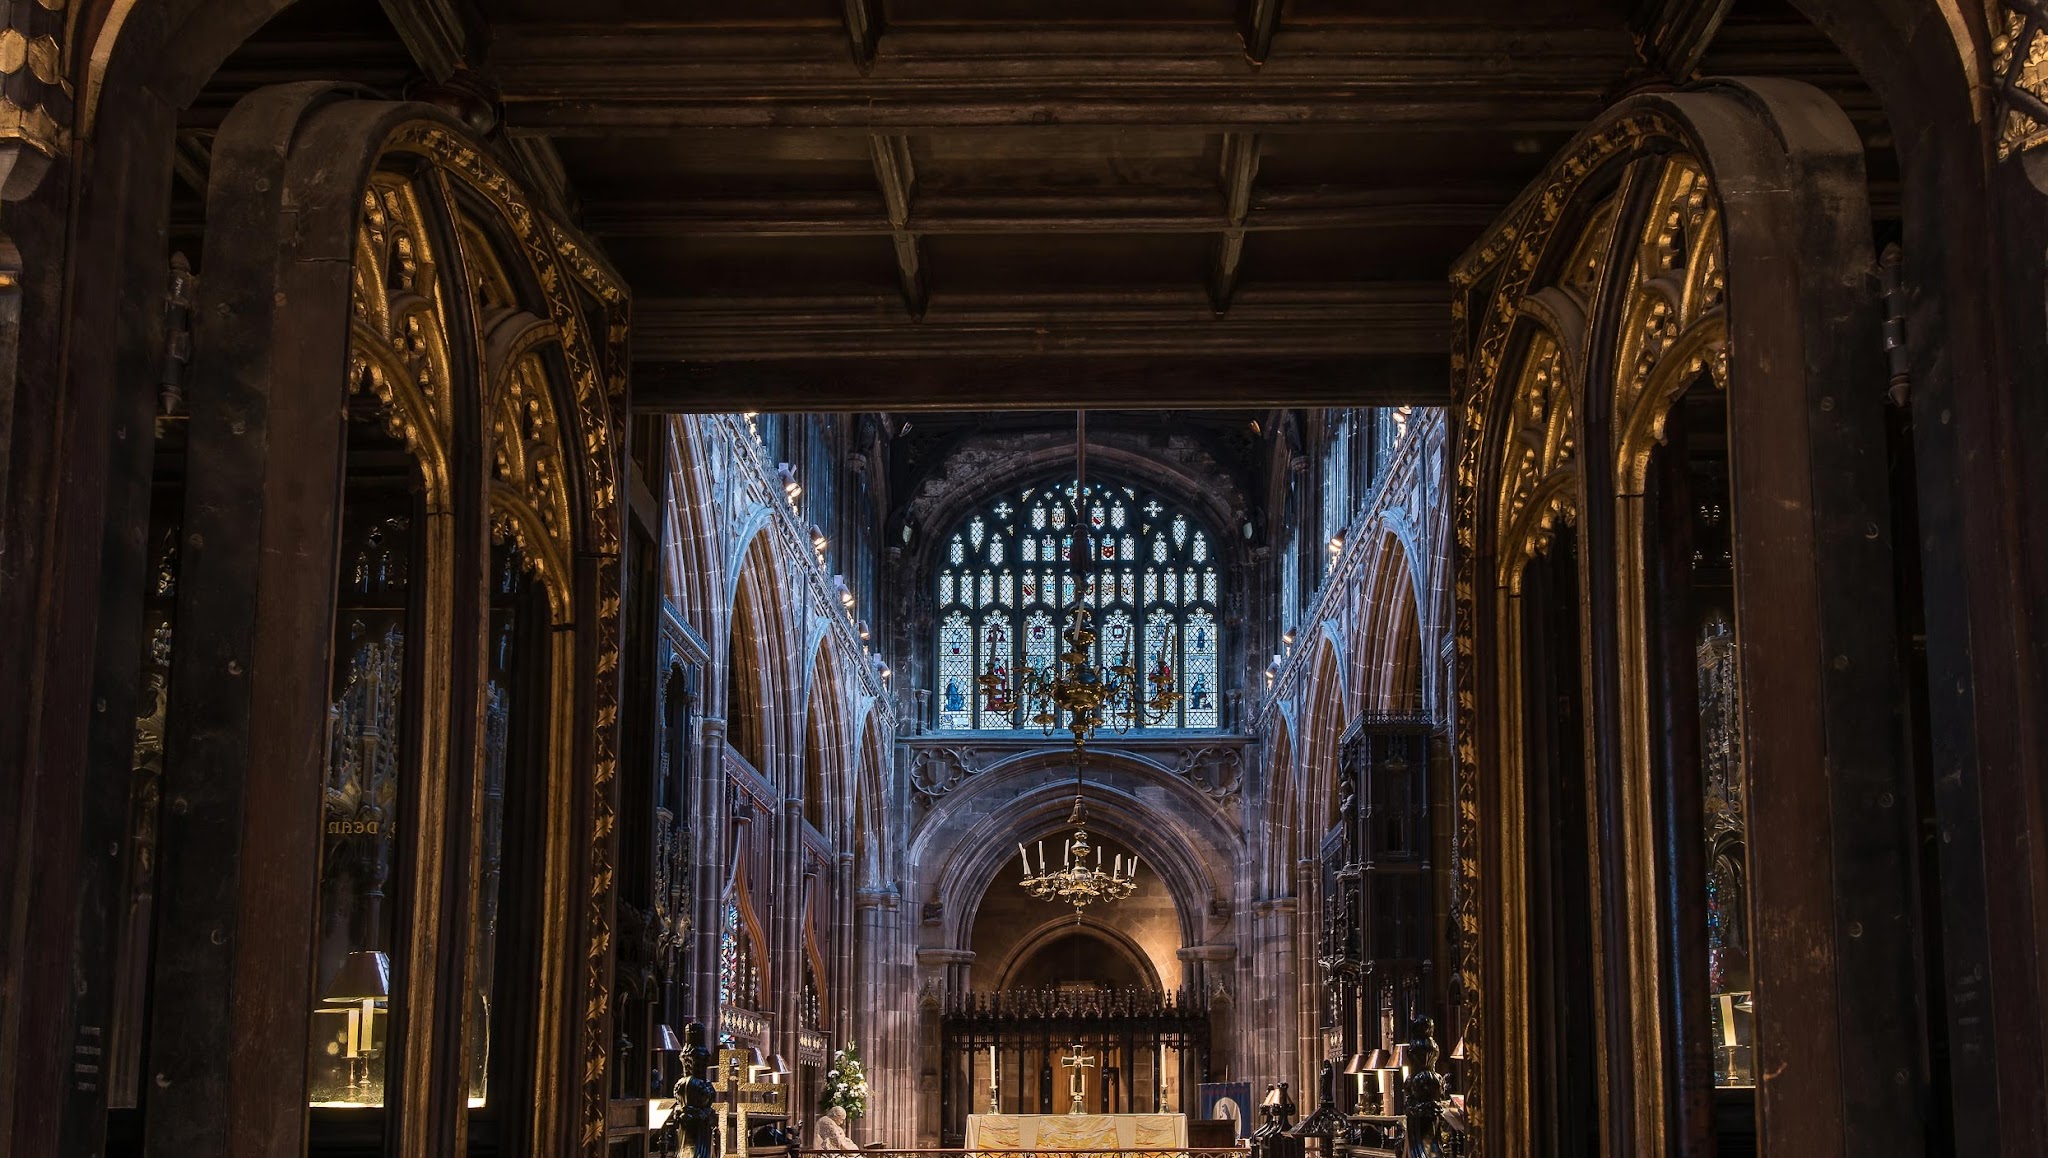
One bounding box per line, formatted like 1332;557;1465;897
854;886;906;1147
915;948;976;1146
695;719;730;1031
777;797;806;1069
834;851;857;1043
1179;942;1238;1082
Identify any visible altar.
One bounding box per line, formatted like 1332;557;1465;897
965;1113;1187;1152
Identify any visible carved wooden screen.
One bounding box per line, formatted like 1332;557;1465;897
187;88;628;1157
1451;82;1902;1157
332;125;627;1149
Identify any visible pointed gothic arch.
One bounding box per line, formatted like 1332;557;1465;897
1452;79;1919;1156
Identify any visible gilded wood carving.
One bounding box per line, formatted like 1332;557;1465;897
1449;106;1733;1157
340;119;629;1157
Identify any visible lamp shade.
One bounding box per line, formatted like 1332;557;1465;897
656;1025;685;1053
1342;1054;1373;1075
322;949;390;1002
769;1053;791;1076
1363;1049;1394;1070
1391;1045;1416;1070
1448;1036;1468;1062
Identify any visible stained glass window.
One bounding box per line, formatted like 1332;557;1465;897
934;479;1223;730
719;902;761;1011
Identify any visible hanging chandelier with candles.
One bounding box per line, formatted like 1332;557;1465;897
977;413;1180;751
1017;758;1139;915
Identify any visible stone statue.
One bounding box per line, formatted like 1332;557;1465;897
672;1022;719;1158
812;1105;859;1152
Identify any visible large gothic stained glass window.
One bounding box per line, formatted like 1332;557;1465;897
934;481;1222;730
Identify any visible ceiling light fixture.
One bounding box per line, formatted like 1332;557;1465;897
1018;754;1138;917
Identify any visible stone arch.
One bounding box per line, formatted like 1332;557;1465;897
1353;532;1425;716
1300;638;1348;837
900;436;1246;574
727;525;799;780
1263;714;1298;899
801;634;854;840
994;919;1164;992
851;706;892;889
909;750;1238;959
665;419;724;639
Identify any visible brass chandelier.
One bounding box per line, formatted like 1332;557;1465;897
1017;757;1139;915
976;412;1181;751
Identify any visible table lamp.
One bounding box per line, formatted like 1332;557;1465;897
321;949;390;1102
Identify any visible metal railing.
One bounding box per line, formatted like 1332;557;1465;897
790;1139;1245;1147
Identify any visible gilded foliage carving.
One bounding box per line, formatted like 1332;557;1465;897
1995;1;2048;161
1448;106;1706;1151
350;174;457;506
345;121;629;1157
1612;159;1727;495
490;354;576;606
1495;336;1576;590
0;0;71;197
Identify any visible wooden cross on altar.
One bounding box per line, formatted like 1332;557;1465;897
1060;1045;1097;1115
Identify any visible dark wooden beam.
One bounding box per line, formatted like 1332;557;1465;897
843;0;883;71
868;133;927;318
506;134;580;220
629;352;1451;412
491;23;1634;133
1240;0;1282;64
378;0;486;82
630;283;1450;360
579;185;1511;238
1209;131;1261;314
1631;0;1736;81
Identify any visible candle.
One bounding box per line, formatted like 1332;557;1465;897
1020;843;1030;878
1130;855;1140;878
1039;841;1047;872
990;1045;998;1083
1113;853;1122;875
344;1007;361;1059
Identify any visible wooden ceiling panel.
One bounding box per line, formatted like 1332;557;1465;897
183;0;1891;413
1255;129;1576;190
1281;0;1633;18
482;0;839;24
922;233;1214;293
554;132;880;197
1235;225;1478;285
911;129;1218;193
885;0;1237;22
607;235;905;299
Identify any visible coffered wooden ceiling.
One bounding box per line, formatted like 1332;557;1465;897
186;0;1891;411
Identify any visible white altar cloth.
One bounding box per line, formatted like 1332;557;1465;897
965;1113;1187;1152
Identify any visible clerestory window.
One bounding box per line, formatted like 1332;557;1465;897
934;480;1221;731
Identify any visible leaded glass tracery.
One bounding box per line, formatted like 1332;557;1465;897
934;480;1223;730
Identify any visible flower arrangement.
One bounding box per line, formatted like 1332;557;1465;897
818;1040;870;1119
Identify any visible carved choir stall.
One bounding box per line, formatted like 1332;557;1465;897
1316;720;1464;1157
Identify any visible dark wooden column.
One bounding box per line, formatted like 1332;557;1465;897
0;44;180;1158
